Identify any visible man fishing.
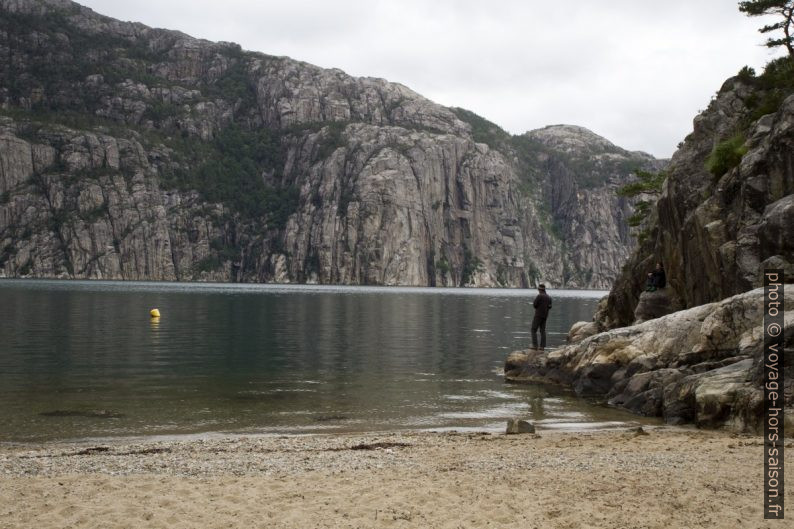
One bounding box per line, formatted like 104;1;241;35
531;284;552;351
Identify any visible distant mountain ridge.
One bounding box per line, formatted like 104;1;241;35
529;124;643;154
0;0;663;288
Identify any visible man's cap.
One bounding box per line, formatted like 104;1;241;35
538;283;546;290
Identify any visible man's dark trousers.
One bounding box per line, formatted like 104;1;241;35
531;315;547;349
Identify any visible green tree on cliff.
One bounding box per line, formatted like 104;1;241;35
739;0;794;58
616;169;666;244
617;169;665;228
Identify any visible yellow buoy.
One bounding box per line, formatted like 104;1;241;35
150;308;161;318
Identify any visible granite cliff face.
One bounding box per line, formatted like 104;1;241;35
597;75;794;327
524;125;666;288
0;0;658;287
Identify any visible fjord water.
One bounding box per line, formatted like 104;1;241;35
0;280;657;442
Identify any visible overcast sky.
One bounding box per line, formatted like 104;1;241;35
78;0;781;158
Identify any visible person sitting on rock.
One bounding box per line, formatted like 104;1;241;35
645;262;666;292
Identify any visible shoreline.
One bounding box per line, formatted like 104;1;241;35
0;277;610;298
0;419;662;450
2;427;791;528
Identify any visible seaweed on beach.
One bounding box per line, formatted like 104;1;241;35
321;441;411;452
18;446;172;459
114;447;171;456
348;442;410;451
74;446;111;455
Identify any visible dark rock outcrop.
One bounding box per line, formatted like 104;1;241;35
596;78;794;328
632;288;678;323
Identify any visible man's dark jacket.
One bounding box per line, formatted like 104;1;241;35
650;269;666;288
533;291;552;318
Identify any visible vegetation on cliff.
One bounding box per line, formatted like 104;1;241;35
615;169;666;243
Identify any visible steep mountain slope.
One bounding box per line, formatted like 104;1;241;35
0;0;660;287
524;125;666;288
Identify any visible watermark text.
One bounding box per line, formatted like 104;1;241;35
764;270;784;519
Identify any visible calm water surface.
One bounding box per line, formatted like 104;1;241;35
0;280;658;442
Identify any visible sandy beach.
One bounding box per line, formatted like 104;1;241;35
1;427;791;528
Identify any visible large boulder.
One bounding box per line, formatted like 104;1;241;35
504;350;531;380
633;287;678;323
505;419;535;434
567;320;601;344
506;286;794;434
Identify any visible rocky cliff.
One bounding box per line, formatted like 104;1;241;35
524;125;667;288
596;69;794;327
0;0;659;287
504;60;794;432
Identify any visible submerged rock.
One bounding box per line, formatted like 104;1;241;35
505;286;794;435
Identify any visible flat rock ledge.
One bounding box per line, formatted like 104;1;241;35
506;286;794;435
